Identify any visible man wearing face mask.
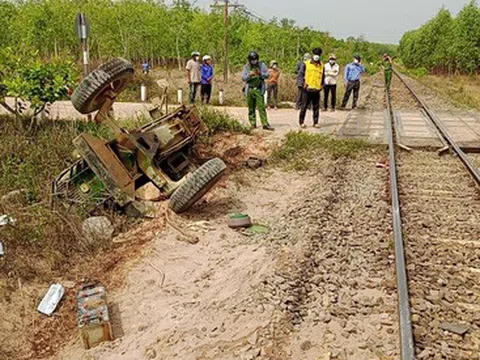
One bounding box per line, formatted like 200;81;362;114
267;60;281;110
323;54;340;112
298;48;324;128
341;54;365;110
295;53;311;110
186;51;202;104
242;51;274;131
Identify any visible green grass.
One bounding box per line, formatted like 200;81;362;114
199;106;252;135
271;131;380;171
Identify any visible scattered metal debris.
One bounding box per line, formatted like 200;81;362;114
37;284;65;316
227;213;252;228
77;282;113;349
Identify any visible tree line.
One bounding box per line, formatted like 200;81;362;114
399;1;480;74
0;0;396;72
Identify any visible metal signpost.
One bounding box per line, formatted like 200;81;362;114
75;13;90;79
75;13;91;120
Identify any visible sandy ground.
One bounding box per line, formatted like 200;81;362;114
53;170;312;360
53;150;401;360
33;74;400;360
7;73;479;359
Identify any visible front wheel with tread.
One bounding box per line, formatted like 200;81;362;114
169;158;227;213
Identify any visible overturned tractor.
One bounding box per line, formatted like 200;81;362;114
53;58;226;215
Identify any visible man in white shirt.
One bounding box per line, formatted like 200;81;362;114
323;54;340;112
186;51;201;104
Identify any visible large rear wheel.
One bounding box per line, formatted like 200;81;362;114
169;158;227;213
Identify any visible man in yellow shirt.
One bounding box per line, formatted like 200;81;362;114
298;48;324;128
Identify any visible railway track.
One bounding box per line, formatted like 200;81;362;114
387;70;480;359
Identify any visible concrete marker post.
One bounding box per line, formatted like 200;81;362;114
177;88;183;104
141;84;147;102
219;89;225;105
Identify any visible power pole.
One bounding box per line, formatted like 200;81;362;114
211;1;243;83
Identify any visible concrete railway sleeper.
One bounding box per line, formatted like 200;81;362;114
386;69;480;359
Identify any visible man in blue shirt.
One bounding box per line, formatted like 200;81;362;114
341;54;365;110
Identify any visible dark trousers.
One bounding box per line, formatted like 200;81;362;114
201;84;212;104
267;83;279;107
296;86;305;109
189;83;200;104
323;84;337;110
299;90;321;125
342;80;360;108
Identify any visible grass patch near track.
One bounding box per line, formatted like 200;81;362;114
199;106;252;135
271;131;382;171
401;68;480;110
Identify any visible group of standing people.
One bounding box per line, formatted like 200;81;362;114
186;51;214;104
295;50;367;127
180;49;392;131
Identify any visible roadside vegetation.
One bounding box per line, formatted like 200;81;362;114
403;72;480;110
0;117;115;283
0;0;396;73
399;1;480;74
0;107;250;282
271;131;382;171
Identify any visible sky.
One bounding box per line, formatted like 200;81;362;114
190;0;470;44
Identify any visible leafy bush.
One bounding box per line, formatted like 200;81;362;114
0;47;77;119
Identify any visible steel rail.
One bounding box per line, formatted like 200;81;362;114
393;68;480;186
385;81;415;360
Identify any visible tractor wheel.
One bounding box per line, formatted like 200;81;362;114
169;158;227;214
71;58;134;114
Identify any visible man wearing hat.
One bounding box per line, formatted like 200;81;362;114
323;54;340;111
186;51;202;104
341;54;366;110
241;51;274;131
